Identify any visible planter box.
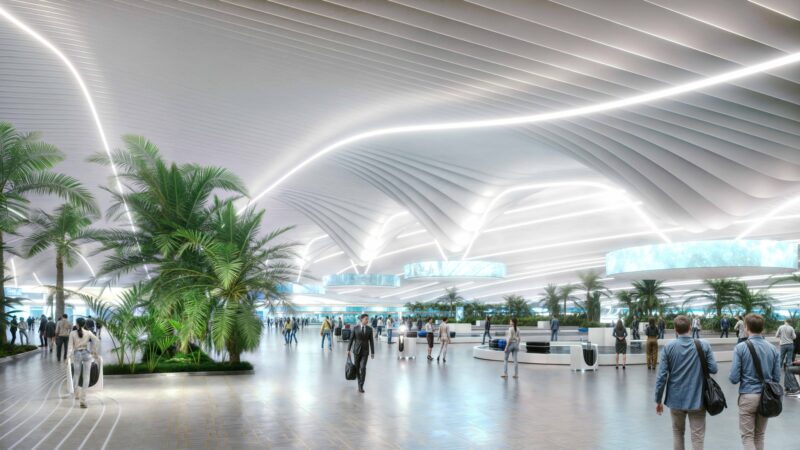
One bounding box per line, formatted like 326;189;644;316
538;321;550;329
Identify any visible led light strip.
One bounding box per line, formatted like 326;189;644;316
482;203;638;233
504;192;610;215
736;195;800;240
239;52;800;212
0;8;147;278
380;281;439;299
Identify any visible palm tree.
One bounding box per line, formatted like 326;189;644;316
89;135;247;283
576;271;609;322
540;284;561;317
23;202;99;318
462;300;487;320
504;294;530;317
0;122;97;343
615;290;637;320
156;200;298;363
437;287;464;317
731;282;774;316
631;280;671;317
558;284;579;316
684;279;738;317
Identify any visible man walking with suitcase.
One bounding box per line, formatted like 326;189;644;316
347;314;374;393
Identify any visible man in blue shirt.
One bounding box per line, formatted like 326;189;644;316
729;314;781;450
719;315;730;339
550;316;559;342
655;315;718;450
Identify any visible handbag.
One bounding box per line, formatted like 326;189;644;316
745;341;783;417
345;354;358;381
693;340;727;415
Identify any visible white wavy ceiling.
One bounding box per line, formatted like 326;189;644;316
0;0;799;304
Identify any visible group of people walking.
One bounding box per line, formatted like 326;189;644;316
656;313;793;450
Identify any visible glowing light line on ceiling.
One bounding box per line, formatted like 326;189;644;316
736;195;800;240
241;52;800;212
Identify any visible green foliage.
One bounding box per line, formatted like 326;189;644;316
0;122;97;343
539;284;560;317
684;279;738;317
631;280;671;317
437;287;464;317
575;271;608;322
103;360;253;375
0;344;38;358
503;294;531;317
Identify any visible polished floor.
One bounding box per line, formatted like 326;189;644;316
1;327;799;449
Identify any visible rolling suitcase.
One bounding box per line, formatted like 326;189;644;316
583;342;597;366
785;366;800;393
497;339;507;350
489;339;500;349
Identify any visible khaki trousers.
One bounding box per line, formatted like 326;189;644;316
738;394;768;450
646;337;658;368
670;409;706;450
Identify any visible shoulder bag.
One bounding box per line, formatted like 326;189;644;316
693;340;727;415
745;340;783;417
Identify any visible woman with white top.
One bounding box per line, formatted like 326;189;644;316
68;317;100;408
424;317;435;360
437;317;450;363
501;317;520;379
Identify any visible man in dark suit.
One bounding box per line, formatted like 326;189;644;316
347;314;375;393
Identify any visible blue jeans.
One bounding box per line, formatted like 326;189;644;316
72;349;93;402
284;330;291;343
482;330;491;345
291;330;298;343
321;331;332;349
780;343;794;367
550;329;558;341
691;328;700;339
503;342;519;376
387;329;393;344
658;329;665;339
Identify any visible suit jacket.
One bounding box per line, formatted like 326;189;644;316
348;324;375;355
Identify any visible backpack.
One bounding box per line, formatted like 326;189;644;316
745;341;783;417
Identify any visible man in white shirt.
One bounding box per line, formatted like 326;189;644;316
775;319;797;368
55;314;72;362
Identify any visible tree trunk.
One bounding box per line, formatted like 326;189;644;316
0;231;5;345
55;253;64;319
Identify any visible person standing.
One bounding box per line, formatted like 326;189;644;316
482;316;492;345
26;316;34;335
775;319;796;368
38;315;47;348
45;317;56;353
291;317;299;344
283;318;292;344
9;315;17;345
613;320;628;370
424;318;435;360
729;313;781;450
658;315;666;340
632;315;641;340
386;316;394;344
720;315;730;339
691;315;701;339
55;314;72;362
655;315;718;450
320;316;333;350
17;317;28;345
347;314;374;393
550;315;559;342
501;318;520;379
645;317;659;370
376;316;384;337
68;317;100;409
734;316;745;343
437;317;451;363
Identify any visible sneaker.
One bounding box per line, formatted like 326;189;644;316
500;374;507;378
512;375;518;379
80;402;87;409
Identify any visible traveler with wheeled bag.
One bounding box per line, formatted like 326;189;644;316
67;317;101;409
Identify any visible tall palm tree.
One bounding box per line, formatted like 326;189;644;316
89;135;247;282
540;284;561;317
504;294;530;317
631;280;671;317
684;278;738;317
558;284;579;316
576;271;609;322
23;202;99;318
731;282;774;316
0;122;96;343
157;200;298;363
462;300;487;319
437;287;464;317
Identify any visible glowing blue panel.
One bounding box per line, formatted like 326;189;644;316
404;261;506;279
323;274;401;288
606;240;798;276
276;283;326;295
